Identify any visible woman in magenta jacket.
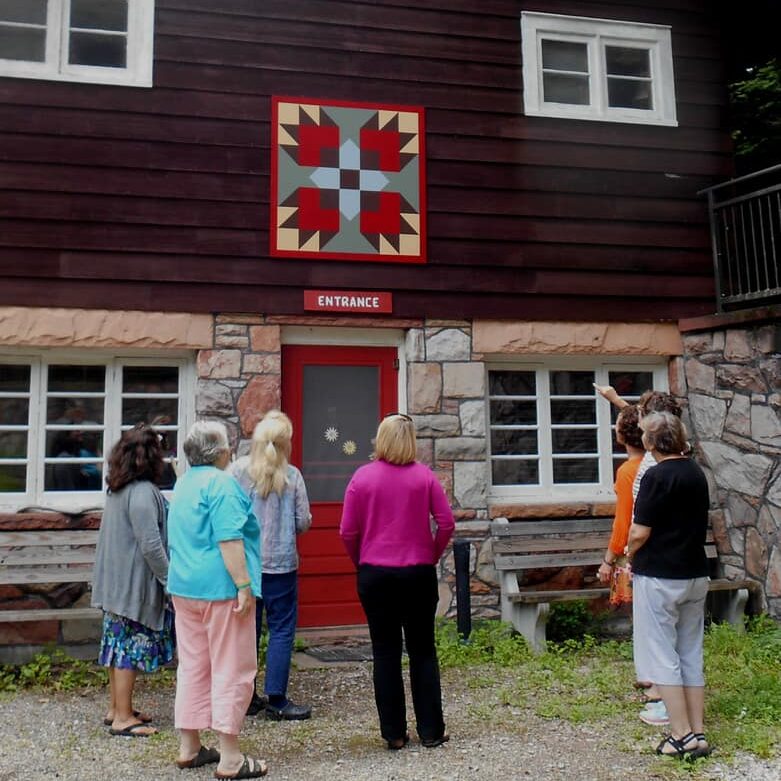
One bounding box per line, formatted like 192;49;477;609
340;413;455;750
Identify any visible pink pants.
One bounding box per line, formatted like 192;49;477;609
172;596;257;736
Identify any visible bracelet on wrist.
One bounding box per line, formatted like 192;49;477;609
235;581;251;591
603;559;615;568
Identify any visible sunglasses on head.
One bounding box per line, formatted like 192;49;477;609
383;411;413;422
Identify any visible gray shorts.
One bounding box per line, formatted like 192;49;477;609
632;574;709;687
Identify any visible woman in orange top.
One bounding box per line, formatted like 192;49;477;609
598;405;644;603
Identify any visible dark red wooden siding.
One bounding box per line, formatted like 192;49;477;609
0;0;731;320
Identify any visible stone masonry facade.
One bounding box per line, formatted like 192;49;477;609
677;320;781;619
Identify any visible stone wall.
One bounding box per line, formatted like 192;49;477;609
678;319;781;617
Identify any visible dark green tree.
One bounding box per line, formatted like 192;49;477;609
729;59;781;174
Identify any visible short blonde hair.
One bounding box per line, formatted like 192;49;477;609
373;414;416;465
248;410;293;498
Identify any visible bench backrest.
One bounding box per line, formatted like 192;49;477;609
490;518;717;571
0;530;98;585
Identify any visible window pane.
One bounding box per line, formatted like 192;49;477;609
550;399;595;424
0;364;30;392
490;399;536;425
0;464;26;492
0;430;26;458
552;428;597;453
541;40;588;72
0;398;29;425
48;365;105;392
542;72;590;104
0;0;48;25
553;458;598;483
550;371;594;395
607;371;654;399
606;46;650;78
123;366;179;394
489;371;535;396
0;26;45;61
45;458;103;491
492;459;539;486
302;365;378;502
46;397;104;425
491;429;538;456
70;0;127;31
69;31;126;67
608;77;652;110
122;398;178;427
47;430;103;460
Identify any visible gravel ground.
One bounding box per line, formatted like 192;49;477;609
0;655;778;781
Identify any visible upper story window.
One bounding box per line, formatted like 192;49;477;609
0;354;194;512
0;0;154;86
487;362;667;500
520;11;677;126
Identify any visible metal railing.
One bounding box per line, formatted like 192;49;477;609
701;164;781;312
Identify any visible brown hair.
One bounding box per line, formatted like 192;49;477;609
637;390;682;418
106;424;164;492
640;412;689;456
615;404;643;449
373;414;417;465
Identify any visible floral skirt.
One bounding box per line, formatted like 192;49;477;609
98;610;175;673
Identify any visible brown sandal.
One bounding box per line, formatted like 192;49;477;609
176;745;220;769
214;755;268;779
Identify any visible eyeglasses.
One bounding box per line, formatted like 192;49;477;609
383;412;413;422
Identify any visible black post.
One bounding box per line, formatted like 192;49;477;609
453;538;472;641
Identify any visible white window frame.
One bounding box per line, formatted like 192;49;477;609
486;359;668;503
0;351;195;513
521;11;677;126
0;0;154;87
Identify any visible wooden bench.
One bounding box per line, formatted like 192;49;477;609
491;517;757;652
0;529;101;623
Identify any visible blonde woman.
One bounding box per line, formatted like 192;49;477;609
340;413;455;750
232;411;312;721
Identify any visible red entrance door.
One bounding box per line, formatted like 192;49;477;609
281;345;399;627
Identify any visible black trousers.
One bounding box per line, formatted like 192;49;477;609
357;563;445;742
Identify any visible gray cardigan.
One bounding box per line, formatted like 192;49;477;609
91;480;169;631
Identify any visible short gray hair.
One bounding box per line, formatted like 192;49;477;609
183;420;230;466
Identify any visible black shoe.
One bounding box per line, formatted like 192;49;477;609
264;700;312;721
246;693;268;716
420;734;450;748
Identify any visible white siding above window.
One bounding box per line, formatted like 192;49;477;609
0;0;154;86
521;11;677;126
487;361;668;502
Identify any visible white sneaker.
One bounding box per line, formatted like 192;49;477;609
639;700;670;726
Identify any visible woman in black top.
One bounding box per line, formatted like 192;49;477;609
627;412;711;759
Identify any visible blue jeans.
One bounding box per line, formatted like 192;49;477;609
254;570;298;701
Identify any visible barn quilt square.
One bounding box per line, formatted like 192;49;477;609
270;97;426;263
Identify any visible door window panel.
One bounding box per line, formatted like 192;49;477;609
302;365;378;502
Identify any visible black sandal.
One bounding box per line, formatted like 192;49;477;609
656;732;704;760
693;733;712;756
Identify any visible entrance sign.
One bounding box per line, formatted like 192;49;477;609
270;96;426;263
304;290;393;313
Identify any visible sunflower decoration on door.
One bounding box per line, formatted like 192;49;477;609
322;425;359;459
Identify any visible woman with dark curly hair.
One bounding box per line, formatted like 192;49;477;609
92;424;173;737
